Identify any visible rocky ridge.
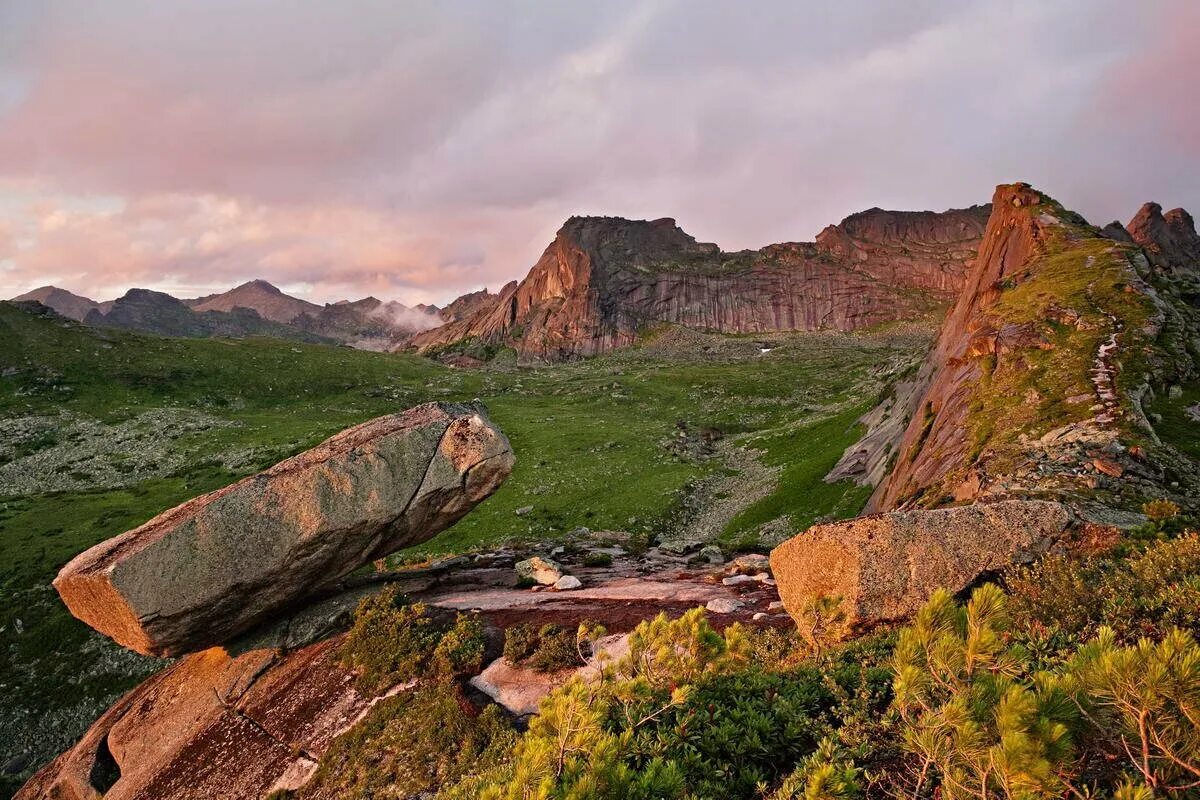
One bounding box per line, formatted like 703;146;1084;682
864;183;1200;514
409;205;990;361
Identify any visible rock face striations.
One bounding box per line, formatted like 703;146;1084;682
409;206;990;361
53;402;514;656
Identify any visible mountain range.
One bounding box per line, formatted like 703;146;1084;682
11;279;446;350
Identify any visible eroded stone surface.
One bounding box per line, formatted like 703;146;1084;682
14;636;371;800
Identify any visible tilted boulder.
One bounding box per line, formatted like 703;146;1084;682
769;500;1072;631
53;402;514;656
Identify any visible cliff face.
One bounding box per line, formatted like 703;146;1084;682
408;206;990;361
868;183;1200;515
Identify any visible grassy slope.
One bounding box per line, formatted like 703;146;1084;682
0;304;917;793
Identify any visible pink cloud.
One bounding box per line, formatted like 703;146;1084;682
0;1;1197;304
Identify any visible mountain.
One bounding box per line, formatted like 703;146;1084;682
10;286;112;321
186;279;322;323
407;205;991;361
13;278;441;349
85;288;333;343
292;297;441;350
854;183;1199;515
438;288;497;321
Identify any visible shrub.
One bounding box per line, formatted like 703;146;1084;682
891;585;1080;800
301;680;514;799
437;609;895;800
1008;534;1200;648
768;737;861;800
501;622;539;664
1071;628;1200;793
502;622;598;673
338;587;486;692
583;551;614;568
1144;498;1182;530
892;584;1200;798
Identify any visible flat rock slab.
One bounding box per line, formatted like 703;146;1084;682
54;402;514;656
15;636;376;800
770;500;1072;630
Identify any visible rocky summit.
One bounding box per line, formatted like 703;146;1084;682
408;206;990;361
53;402;514;656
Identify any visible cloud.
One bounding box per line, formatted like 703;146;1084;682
0;0;1196;304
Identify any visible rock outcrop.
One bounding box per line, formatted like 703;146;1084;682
53;402;514;656
408;206;990;361
770;500;1073;630
15;634;370;800
1126;202;1200;273
866;183;1198;513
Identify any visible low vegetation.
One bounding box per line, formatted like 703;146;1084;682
0;303;912;792
502;622;593;672
372;531;1200;800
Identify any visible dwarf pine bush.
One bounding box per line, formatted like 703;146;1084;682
891;585;1080;800
891;583;1200;799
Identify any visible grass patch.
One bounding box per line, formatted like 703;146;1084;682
723;402;875;540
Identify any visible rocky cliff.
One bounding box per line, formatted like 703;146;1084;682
864;183;1200;515
408;206;991;361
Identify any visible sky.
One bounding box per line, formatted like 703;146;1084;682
0;1;1197;307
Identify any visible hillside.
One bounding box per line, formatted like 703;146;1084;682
409;205;990;361
0;301;918;795
10;184;1200;800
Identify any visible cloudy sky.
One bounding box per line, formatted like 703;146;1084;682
0;1;1196;306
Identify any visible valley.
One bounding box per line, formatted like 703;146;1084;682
0;303;921;794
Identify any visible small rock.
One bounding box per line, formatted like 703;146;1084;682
515;505;534;517
568;526;591;537
516;556;564;586
1093;458;1124;478
659;539;703;555
722;574;756;586
705;598;743;614
767;601;786;612
752;612;768;621
554;575;582;591
729;553;770;574
698;544;725;564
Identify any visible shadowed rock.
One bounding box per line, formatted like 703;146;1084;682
770;500;1072;631
53;402;514;656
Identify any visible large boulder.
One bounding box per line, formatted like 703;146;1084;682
769;500;1072;631
53;402;514;656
